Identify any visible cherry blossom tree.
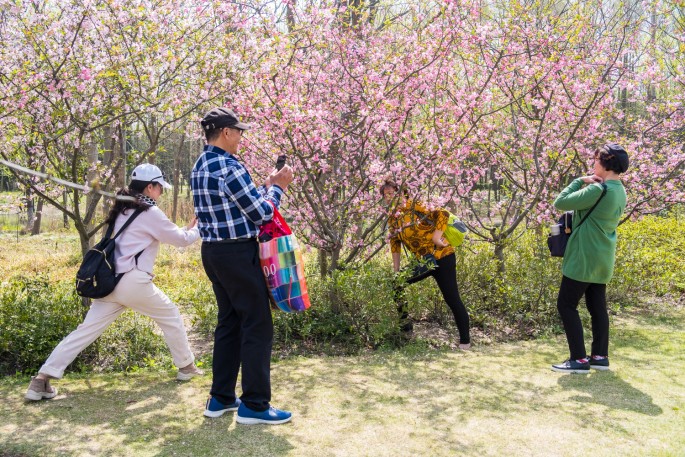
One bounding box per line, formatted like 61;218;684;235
613;0;685;219
0;0;253;253
436;0;645;268
1;0;682;273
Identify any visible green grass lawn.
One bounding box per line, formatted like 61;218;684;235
1;307;684;457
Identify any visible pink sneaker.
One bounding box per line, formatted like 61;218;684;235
25;376;58;401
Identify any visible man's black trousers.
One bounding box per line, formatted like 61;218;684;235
201;240;272;411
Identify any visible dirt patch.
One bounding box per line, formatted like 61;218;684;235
180;313;214;357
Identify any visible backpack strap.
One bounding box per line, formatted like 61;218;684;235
103;221;116;240
111;208;144;240
409;209;435;227
134;249;144;265
576;184;608;229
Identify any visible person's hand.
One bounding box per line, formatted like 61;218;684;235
581;175;603;184
434;238;449;248
264;169;279;188
432;231;448;247
186;216;198;230
271;165;294;190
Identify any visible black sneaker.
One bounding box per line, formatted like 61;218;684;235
589;356;610;371
551;358;590;374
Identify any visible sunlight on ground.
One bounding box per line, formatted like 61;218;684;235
1;309;684;457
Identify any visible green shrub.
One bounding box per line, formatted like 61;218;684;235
0;277;83;374
272;259;401;353
1;212;682;373
0;276;169;376
269;212;684;350
455;229;563;338
613;214;685;302
272;230;561;352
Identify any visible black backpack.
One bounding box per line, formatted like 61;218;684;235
547;184;607;257
75;208;143;298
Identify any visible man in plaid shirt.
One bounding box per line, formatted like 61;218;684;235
191;107;294;425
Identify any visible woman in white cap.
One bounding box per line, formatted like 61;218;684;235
26;164;203;401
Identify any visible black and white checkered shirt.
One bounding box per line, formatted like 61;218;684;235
191;145;283;242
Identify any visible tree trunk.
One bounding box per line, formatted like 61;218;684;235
493;241;505;276
117;124;127;188
102;126;115;218
24;187;34;234
330;246;340;272
286;0;296;31
187;138;201;199
70;213;93;308
172;134;185;223
62;191;69;228
76;221;91;257
147;115;158;163
31;197;43;235
85;141;99;244
318;248;328;278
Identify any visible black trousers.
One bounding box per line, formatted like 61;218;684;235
394;253;470;344
556;275;609;360
201;240;273;411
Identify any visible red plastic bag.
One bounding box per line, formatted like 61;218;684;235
258;205;310;313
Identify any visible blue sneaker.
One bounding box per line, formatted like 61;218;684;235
236;403;292;425
203;397;241;418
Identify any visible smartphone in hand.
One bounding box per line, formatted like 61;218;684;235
275;154;287;170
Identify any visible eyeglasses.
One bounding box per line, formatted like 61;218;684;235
225;127;244;136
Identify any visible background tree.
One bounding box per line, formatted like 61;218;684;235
0;0;682;274
0;0;255;253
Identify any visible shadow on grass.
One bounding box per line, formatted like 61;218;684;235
557;371;663;416
273;347;565;453
0;375;294;457
2;307;682;456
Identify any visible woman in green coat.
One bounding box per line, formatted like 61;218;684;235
551;144;629;374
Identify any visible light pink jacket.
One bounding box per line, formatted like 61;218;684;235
111;206;199;275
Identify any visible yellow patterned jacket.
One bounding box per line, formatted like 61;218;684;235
388;199;454;260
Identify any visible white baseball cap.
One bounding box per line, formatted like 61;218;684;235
130;163;172;189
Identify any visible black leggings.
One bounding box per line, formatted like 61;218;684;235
556;275;609;360
394;253;470;344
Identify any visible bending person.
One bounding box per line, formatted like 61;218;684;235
26;164;202;401
381;179;471;350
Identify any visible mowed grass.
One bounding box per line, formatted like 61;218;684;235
1;307;684;457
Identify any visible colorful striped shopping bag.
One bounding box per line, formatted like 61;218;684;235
258;206;311;313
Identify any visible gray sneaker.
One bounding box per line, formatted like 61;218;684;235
25;376;58;401
177;363;205;381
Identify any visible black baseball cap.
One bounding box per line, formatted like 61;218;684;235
603;143;629;173
200;107;250;131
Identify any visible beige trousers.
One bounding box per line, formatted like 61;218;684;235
39;268;194;378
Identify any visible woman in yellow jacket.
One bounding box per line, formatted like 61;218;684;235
381;179;470;349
